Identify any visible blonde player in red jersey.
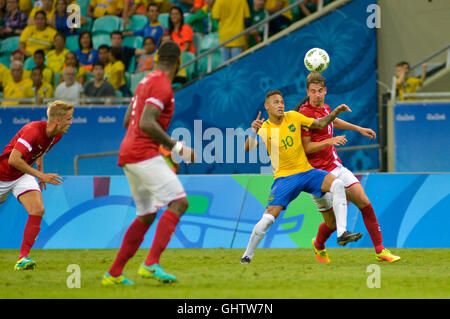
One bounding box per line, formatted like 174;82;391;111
102;40;196;286
0;100;74;270
297;73;400;263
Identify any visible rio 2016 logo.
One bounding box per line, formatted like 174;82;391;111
66;4;81;29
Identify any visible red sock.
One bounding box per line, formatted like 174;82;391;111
20;215;42;259
145;210;180;266
360;204;384;254
109;218;150;277
315;221;335;250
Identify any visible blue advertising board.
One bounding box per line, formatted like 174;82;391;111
394;102;450;172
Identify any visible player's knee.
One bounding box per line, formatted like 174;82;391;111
170;197;189;215
330;178;344;194
29;205;45;216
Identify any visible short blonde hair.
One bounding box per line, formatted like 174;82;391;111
47;100;74;121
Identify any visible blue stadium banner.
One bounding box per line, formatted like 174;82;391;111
394;102;450;172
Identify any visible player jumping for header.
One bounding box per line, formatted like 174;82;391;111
297;73;400;263
240;90;362;264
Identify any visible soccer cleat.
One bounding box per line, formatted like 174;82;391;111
337;231;363;246
137;263;177;283
376;249;401;263
240;256;251;264
311;238;330;263
101;273;135;286
14;257;37;271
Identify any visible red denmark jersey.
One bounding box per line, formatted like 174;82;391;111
118;70;175;166
298;101;342;172
0;121;62;181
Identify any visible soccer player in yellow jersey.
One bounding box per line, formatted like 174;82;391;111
240;90;363;263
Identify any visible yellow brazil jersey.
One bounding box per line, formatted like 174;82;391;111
265;0;293;21
24;81;54;100
90;0;125;18
397;77;421;101
2;78;33;105
20;25;58;56
105;61;125;90
46;48;70;76
258;111;315;179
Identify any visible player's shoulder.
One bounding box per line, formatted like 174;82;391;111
297;102;314;116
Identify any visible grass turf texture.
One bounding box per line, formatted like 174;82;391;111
0;248;449;299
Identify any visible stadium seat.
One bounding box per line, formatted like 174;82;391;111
123;36;143;49
181;51;196;81
80;16;93;32
130;71;148;93
0;36;20;55
128;14;149;31
193;33;203;54
24;57;36;70
65;35;80;51
199;32;219;52
115;90;123;97
77;0;90;16
127;56;136;74
196;32;221;75
158;13;169;29
92;16;122;35
92;33;111;49
0;55;10;68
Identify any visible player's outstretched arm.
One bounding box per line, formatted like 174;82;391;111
301;135;347;154
123;101;133;128
8;149;62;185
333;118;376;139
310;104;351;130
245;111;264;151
140;104;197;163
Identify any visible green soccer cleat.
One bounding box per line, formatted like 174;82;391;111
376;249;401;263
137;263;177;283
14;257;37;271
101;273;135;286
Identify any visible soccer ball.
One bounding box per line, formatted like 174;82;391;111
304;48;330;73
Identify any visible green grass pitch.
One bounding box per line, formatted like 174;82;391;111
0;248;449;299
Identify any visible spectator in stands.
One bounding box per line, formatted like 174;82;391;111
83;61;115;104
59;51;87;85
50;0;87;37
54;65;83;103
97;44;110;66
154;0;170;13
265;0;292;36
0;0;6;27
298;0;318;18
46;32;69;81
212;0;250;64
190;0;205;13
123;2;164;49
395;61;428;101
0;0;27;39
170;0;193;13
122;0;149;29
2;60;32;105
87;0;124;18
31;49;54;85
110;30;146;71
105;46;128;96
18;0;31;13
27;0;53;25
75;30;99;72
19;10;57;57
155;33;186;84
187;0;218;34
135;36;156;73
24;67;54;103
247;0;268;49
168;5;196;54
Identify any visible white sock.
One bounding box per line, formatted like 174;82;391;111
330;179;348;237
243;213;275;259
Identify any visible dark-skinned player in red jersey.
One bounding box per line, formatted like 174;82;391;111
102;40;197;286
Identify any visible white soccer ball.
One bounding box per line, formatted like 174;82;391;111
304;48;330;73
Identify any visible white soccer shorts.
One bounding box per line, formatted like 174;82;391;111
311;165;360;212
123;155;186;216
0;174;41;204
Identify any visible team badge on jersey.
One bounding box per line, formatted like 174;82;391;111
288;124;296;132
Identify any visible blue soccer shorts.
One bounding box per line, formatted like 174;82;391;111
267;169;329;209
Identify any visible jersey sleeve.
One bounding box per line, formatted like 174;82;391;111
144;80;171;112
298;107;315;135
257;121;269;145
13;126;38;156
